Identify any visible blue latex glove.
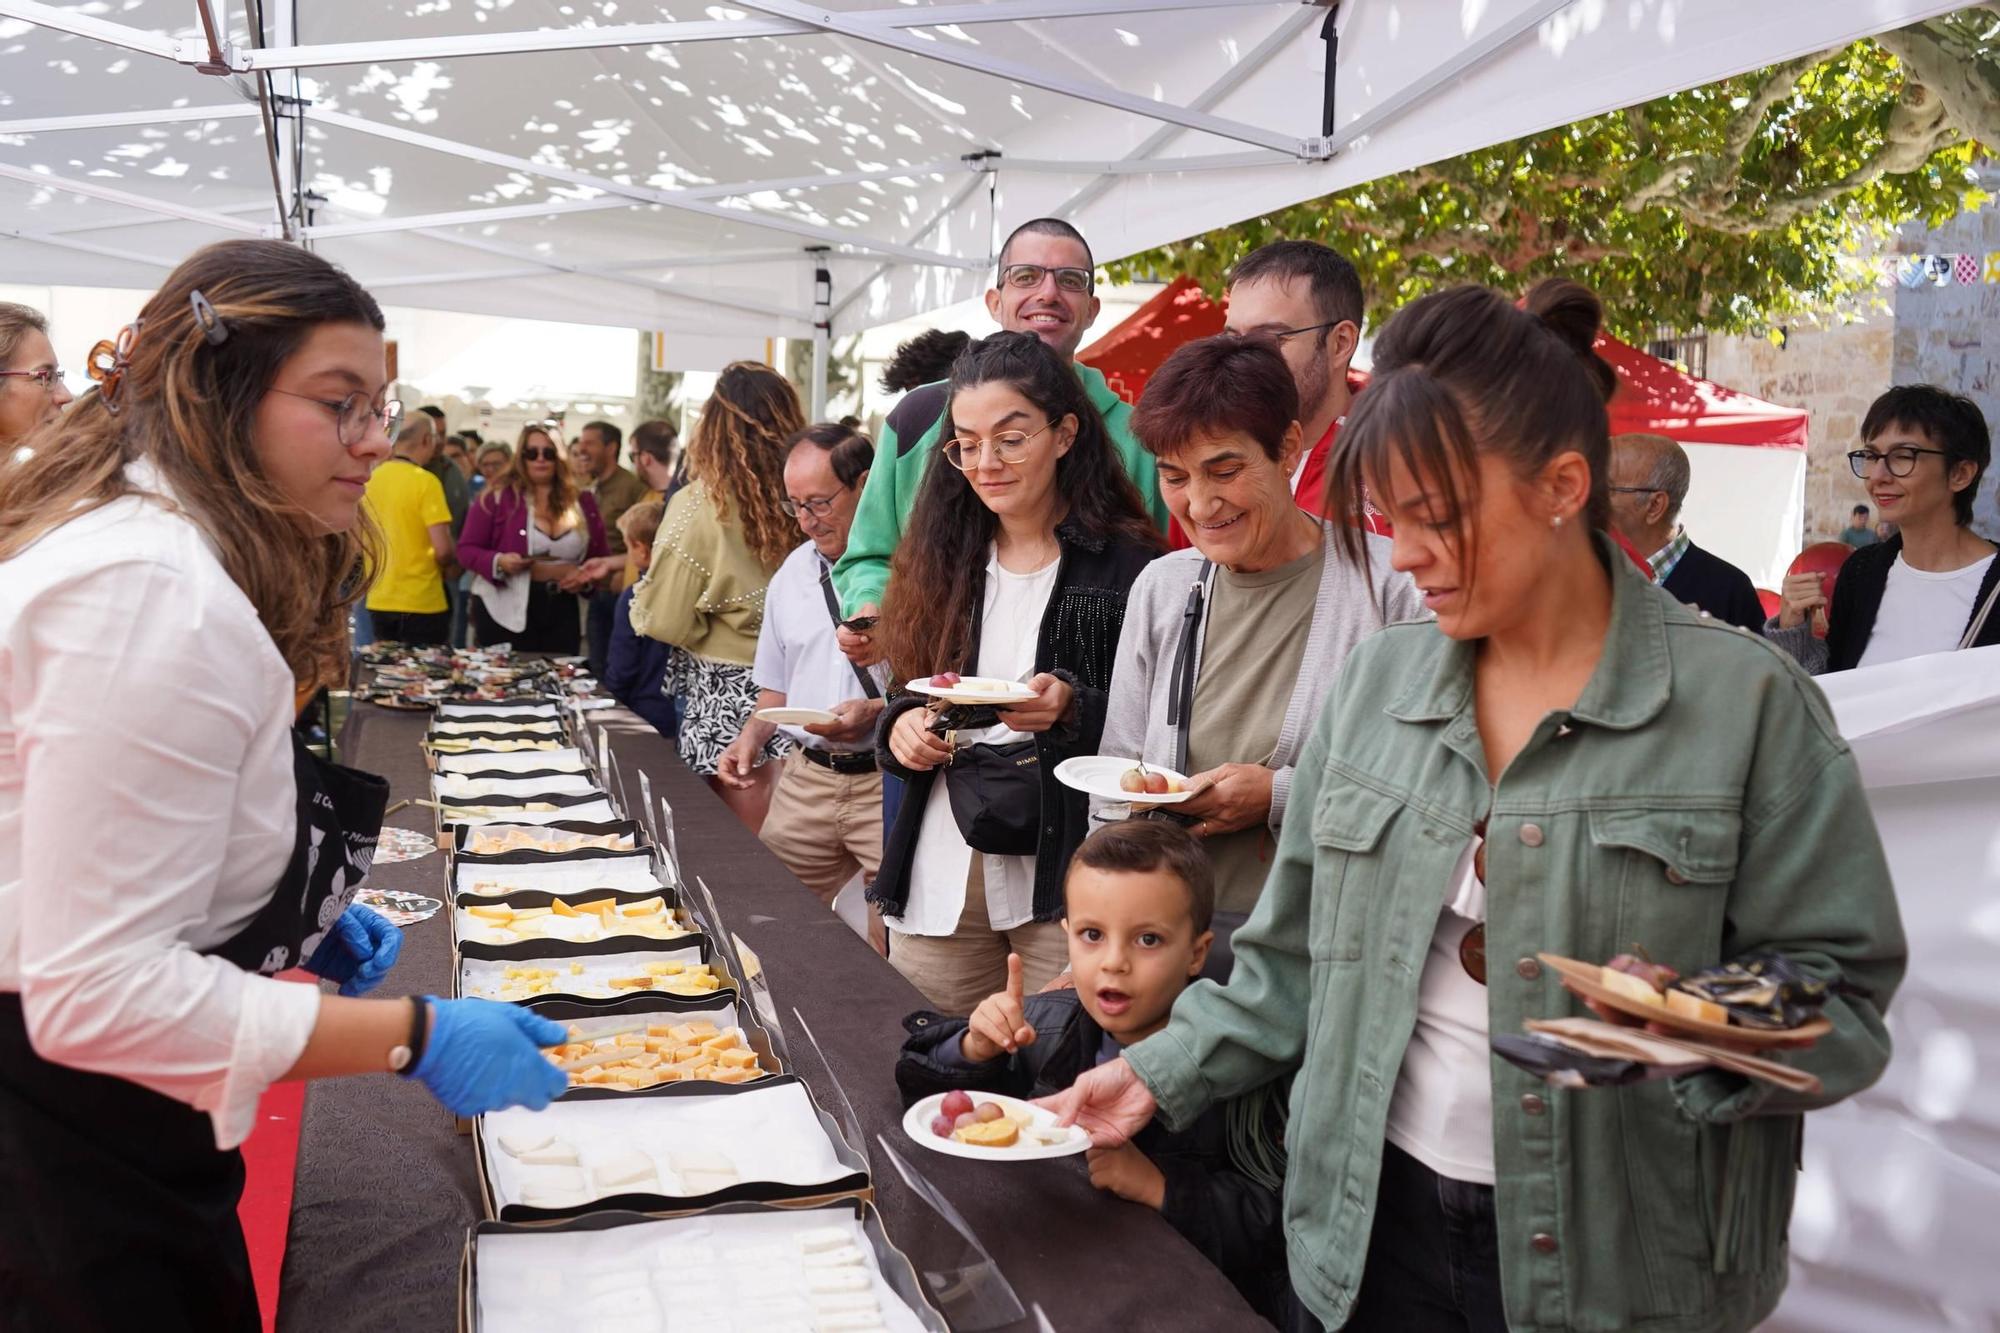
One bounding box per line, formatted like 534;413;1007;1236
304;904;403;997
411;997;568;1117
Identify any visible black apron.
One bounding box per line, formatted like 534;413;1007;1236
0;732;387;1332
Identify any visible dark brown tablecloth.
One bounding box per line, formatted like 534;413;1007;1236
277;702;1267;1332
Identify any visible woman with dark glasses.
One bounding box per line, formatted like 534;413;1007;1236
1767;384;1998;671
0;302;73;447
458;421;611;652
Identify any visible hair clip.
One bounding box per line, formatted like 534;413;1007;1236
86;318;144;415
190;290;229;346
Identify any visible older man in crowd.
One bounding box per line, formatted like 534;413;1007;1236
1607;431;1765;631
573;418;653;677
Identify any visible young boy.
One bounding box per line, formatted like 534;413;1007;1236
895;821;1288;1320
601;501;680;738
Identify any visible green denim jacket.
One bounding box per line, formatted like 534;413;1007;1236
1126;538;1906;1332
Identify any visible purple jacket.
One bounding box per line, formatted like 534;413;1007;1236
457;486;610;583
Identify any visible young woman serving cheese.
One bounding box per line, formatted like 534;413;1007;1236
0;241;568;1331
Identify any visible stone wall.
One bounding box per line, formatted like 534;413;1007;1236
1892;203;2000;541
1705;319;1894;543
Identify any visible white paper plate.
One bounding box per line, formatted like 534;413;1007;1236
1052;755;1197;804
900;676;1040;706
901;1091;1089;1161
754;706;839;726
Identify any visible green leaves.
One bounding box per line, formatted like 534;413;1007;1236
1104;20;1992;339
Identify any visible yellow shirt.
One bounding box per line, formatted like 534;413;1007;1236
363;458;452;613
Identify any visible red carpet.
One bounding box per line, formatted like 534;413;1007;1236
239;1079;304;1333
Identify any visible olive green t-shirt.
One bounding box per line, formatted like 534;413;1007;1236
1186;540;1324;914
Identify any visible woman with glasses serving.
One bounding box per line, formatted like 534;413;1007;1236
0;241;571;1331
872;331;1163;1012
1766;384;1998;671
0;302;74;447
457;422;611;653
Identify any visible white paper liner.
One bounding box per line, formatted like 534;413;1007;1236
473;1209;929;1333
436;747;585;774
460;944;715;1002
454;856;664;898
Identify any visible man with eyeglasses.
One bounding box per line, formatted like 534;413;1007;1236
0;303;74;448
1605;432;1764;631
719;424;891;950
570;418;652;678
1220;241;1366;518
1768;383;1999;672
359;419;456;645
831;217;1168;645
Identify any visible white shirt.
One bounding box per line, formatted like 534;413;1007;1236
887;548;1058;937
1856;552;1996;670
751;541;888;752
1384;838;1496;1185
0;465;319;1150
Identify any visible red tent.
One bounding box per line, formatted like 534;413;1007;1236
1080;278;1809;454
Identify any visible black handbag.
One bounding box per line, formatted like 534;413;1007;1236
944;738;1043;855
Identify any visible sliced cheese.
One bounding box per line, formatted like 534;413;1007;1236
1665;988;1729;1025
1597;966;1667;1008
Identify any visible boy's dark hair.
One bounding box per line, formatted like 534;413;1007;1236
997;217;1094;278
1068;820;1215;935
1862;383;1991;527
881;327;972;393
1227;239;1364;333
1133;334;1298;462
1852;504;1870;517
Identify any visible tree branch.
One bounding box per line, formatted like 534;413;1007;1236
1877;19;2000;147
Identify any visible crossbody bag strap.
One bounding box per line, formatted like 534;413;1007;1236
1165;561;1212;776
818;564;882;698
1958;560;2000;651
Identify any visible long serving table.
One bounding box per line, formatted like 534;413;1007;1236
276;701;1267;1332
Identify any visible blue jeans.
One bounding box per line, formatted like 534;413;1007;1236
1284;1142;1507;1333
585;588;619;681
448;571;472;648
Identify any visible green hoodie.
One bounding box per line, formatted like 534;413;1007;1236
830;361;1166;616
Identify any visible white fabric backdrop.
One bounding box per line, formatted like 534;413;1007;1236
1681;443;1806;593
1765;646;2000;1331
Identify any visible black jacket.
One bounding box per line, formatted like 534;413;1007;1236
896;989;1289;1322
1822;534;2000;671
1660;540;1766;632
870;520;1157;921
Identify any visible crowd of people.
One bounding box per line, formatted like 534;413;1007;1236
0;210;1993;1332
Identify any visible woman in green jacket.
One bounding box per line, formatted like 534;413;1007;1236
1046;282;1907;1333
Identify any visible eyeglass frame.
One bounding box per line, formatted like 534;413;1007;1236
1847;445;1949;479
780;492;844;519
266;386;404;448
0;367;66;393
941;420;1056;471
1606;485;1664;494
998;263;1094;295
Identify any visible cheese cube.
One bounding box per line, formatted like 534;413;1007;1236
1665;988;1729;1025
592;1149;658;1191
717;1047;759;1070
1598;967;1667;1008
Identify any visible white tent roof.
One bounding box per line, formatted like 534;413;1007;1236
0;0;1964;358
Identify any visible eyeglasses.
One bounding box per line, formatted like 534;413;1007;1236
1000;263;1093;294
268;387;403;447
521;445;560;461
1270;320;1345;343
1848;445;1947;479
942;421;1054;471
1607;485;1663;495
0;367;65;393
780;494;841;518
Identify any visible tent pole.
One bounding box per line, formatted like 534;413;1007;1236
809;249;833;420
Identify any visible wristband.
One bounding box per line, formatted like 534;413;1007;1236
399;996;430;1078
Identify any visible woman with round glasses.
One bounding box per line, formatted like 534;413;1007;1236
871;331;1163;1012
458;422;611;652
0;241;571;1330
630;361;805;828
0;302;74;448
1767;383;1997;671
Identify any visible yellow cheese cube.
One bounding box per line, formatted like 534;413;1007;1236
1598;967;1667;1008
1665;989;1729;1026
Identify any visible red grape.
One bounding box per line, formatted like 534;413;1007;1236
940;1090;974;1120
974;1102;1006;1123
930;1114;955;1139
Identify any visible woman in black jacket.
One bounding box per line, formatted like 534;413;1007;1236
1768;385;1998;672
870;332;1162;1013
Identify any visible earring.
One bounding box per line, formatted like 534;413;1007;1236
1551;514;1565;529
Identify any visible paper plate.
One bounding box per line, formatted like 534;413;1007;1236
1539;953;1832;1050
901;1091;1090;1161
754;706;839;726
1052;756;1196;804
900;676;1040;707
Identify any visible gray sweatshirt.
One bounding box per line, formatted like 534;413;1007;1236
1095;523;1426;832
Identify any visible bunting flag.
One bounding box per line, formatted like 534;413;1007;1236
1925;254;1956;287
1896;256;1929;290
1953;252;1981;284
1985;251;2000;284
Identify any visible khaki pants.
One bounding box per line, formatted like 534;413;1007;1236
890;856;1069;1015
759;750;883;905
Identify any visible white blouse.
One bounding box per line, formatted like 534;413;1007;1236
888;548;1058;937
0;464;320;1149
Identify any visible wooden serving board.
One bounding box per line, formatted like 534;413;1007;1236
1538;952;1831;1050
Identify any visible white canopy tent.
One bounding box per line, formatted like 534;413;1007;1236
0;0;1965;410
